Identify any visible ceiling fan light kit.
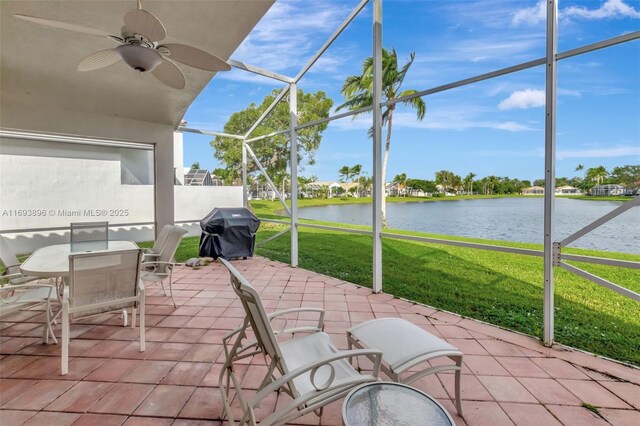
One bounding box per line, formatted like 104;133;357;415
14;0;231;89
116;44;162;72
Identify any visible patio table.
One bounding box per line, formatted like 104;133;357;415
17;240;138;344
20;240;138;279
342;381;454;426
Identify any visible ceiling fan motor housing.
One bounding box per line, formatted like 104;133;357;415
116;44;162;72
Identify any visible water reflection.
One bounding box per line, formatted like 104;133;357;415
298;198;639;254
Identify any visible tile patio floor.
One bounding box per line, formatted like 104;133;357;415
1;257;638;426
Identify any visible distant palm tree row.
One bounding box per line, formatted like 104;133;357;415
320;164;639;197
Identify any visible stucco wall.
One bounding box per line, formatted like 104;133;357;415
0;136;242;254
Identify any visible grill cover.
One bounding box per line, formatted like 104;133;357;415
198;208;260;259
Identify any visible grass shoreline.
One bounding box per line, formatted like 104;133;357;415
255;194;633;212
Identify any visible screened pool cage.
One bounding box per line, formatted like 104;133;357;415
179;0;639;346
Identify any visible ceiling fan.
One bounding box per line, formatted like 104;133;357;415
14;0;231;89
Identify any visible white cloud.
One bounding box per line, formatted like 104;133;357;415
512;0;640;26
329;110;536;133
498;89;545;110
556;145;640;160
228;1;351;80
564;0;640;19
413;35;543;65
557;88;582;98
512;0;546;26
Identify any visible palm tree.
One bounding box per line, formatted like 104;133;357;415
463;172;476;195
587;166;608;186
338;166;350;183
435;170;461;194
575;164;584;172
359;176;373;197
337;48;426;227
351;164;362;197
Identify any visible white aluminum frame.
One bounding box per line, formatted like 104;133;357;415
170;0;640;346
542;0;559;345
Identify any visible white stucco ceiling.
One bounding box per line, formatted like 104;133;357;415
0;0;274;128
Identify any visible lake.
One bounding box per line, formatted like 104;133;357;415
297;197;639;254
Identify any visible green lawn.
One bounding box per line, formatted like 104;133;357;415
223;199;638;366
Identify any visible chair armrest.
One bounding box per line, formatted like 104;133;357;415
1;272;27;282
249;348;383;408
268;307;325;335
140;261;175;267
1;282;55;304
0;282;55;291
140;261;176;275
222;319;261;362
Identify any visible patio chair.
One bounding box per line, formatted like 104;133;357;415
0;236;38;285
140;226;187;307
219;258;383;426
141;224;173;261
62;249;145;375
1;280;58;344
70;221;109;251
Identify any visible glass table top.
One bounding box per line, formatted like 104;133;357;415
343;382;454;426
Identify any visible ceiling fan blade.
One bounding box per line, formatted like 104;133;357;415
152;58;185;89
161;43;231;72
14;14;113;37
123;8;166;42
77;49;121;72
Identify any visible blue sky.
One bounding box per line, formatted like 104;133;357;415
182;0;640;183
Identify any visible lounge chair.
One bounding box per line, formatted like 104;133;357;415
218;258;382;426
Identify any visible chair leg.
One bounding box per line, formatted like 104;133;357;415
139;291;145;352
61;301;70;375
43;298;58;344
455;356;463;417
160;279;168;296
121;309;128;327
167;275;176;308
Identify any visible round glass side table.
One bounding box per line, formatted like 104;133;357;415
342;382;455;426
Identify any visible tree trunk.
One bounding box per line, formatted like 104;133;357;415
381;108;394;228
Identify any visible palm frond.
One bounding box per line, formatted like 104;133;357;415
395;52;415;90
397;89;426;120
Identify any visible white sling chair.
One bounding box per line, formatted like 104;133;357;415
219;258;382;426
1;237;58;343
1;280;57;344
142;224;173;261
62;249;145;375
0;236;38;285
140;226;187;307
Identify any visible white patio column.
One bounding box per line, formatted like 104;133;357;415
290;83;299;267
242;142;248;208
372;0;383;293
154;131;175;237
543;0;558;346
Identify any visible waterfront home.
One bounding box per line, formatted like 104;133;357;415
555;185;582;195
589;184;626;196
386;181;407;197
304;181;344;198
522;186;545;195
